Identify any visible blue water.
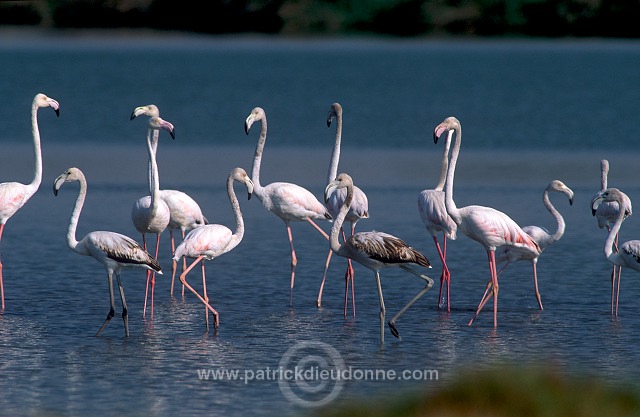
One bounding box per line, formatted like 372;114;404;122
2;32;640;416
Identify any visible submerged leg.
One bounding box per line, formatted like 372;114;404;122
374;271;386;345
388;265;434;339
0;223;5;310
96;271;117;336
531;259;543;310
115;272;129;337
286;222;297;308
180;255;219;330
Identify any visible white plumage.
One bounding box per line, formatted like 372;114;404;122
245;106;331;307
317;103;370;316
0;93;59;310
173;167;253;331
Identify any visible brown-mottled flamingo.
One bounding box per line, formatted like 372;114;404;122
317;103;369;317
54;167;162;337
325;173;433;345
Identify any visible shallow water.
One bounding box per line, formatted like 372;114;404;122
1;33;640;416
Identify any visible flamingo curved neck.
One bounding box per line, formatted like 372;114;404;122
66;176;86;253
27;101;43;197
444;127;462;225
330;184;353;254
227;175;245;249
251;117;267;194
146;129;162;216
605;207;625;260
544;189;565;242
435;131;452;191
327;111;343;184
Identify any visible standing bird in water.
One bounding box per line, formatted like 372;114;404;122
54;167;162;337
0;93;59;310
325;173;433;344
173;168;253;331
130;115;174;317
130;105;208;297
592;159;624;315
434;116;541;328
317;103;369;317
481;180;574;310
419;123;456;312
592;188;635;316
244;107;331;307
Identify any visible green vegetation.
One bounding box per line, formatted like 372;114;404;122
2;0;639;37
318;366;640;417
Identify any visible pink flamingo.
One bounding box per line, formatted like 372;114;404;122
317;103;369;317
0;93;59;310
325;173;433;344
592;159;624;315
434;116;541;327
173;167;253;331
419;124;456;312
131;105;208;297
481;180;574;311
592;188;636;315
54;167;162;337
131;116;174;316
244;107;331;307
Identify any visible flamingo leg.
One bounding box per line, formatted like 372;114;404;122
531;259;543;310
344;225;356;318
149;233;161;318
201;260;210;331
316;248;332;308
181;229;187;297
433;235;451;312
96;271;117;336
374;271;386;345
469;251;499;327
142;234;151;317
180;255;219;330
115;272;129;337
615;266;622;317
306;218;329;240
388;265;434;339
170;229;177;296
285;222;297;308
0;223;5;310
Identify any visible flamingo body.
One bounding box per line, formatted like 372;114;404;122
173;167;253;331
54;167;161;337
245;106;331;307
0;93;59;310
326;173;433;344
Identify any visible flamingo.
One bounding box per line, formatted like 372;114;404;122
592;159;624;315
480;180;574;311
325;173;433;344
172;167;253;331
53;167;162;337
592;188;635;315
131;105;208;297
244;107;331;307
418;123;457;312
434;116;541;328
0;93;59;310
131;115;174;317
317;103;370;317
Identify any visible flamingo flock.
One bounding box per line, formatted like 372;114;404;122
1;93;629;343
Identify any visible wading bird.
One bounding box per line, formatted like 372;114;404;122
317;103;369;317
592;188;634;316
434;116;541;328
173;168;253;331
54;167;161;337
0;93;59;310
130;105;208;297
244;107;331;307
325;173;433;344
131;116;174;316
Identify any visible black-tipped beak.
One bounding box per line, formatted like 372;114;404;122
248;192;252;200
130;110;136;120
170;128;175;140
55;108;60;117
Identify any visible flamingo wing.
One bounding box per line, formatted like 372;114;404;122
174;225;234;260
347;231;430;267
262;182;329;221
418;189;457;240
0;183;30;222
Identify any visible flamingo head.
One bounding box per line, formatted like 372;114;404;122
327;102;342;127
53;167;84;196
130;104;159;120
245;107;265;135
35;93;60;117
